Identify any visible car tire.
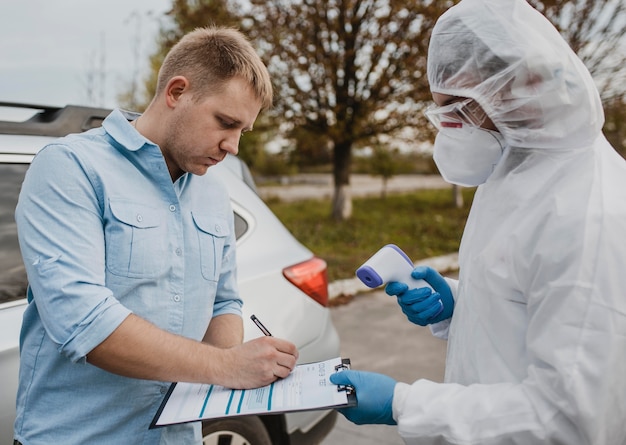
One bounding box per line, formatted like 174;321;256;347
202;416;272;445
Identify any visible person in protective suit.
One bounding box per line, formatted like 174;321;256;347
330;0;626;443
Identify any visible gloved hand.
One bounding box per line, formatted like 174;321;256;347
385;265;454;326
329;370;397;425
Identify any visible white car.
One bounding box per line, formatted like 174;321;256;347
0;102;341;444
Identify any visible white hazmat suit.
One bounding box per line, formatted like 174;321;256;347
392;0;626;444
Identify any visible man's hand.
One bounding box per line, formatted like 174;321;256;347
87;314;298;389
217;336;299;389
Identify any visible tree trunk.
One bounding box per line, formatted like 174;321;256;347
332;140;352;220
332;184;353;220
453;185;464;208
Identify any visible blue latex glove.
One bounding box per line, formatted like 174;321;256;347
385;265;454;326
329;370;397;425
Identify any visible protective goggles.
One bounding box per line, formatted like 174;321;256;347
424;98;488;130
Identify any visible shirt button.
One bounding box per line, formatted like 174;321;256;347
173;294;181;302
175;248;182;256
160;386;168;394
169;205;176;212
215;224;221;233
136;214;143;222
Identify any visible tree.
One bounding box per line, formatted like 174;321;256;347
529;0;626;102
239;0;454;220
603;96;626;158
369;145;402;199
244;0;626;219
288;125;333;169
530;0;626;156
128;0;625;219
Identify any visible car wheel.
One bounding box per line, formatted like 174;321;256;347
202;416;272;445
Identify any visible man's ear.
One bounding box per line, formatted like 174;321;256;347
164;76;190;108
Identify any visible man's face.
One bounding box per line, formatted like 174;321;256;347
161;76;262;180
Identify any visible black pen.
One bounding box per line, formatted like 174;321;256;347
250;314;273;336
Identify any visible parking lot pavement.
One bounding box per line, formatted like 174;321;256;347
321;289;447;445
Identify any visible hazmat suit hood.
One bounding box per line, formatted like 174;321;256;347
427;0;604;149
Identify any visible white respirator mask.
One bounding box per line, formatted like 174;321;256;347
433;126;505;187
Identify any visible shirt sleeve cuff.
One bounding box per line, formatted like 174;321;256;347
212;298;243;317
61;297;132;363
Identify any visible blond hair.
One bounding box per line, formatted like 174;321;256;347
157;27;273;110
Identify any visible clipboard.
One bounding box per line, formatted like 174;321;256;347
150;356;356;428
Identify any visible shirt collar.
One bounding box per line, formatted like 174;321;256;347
103;108;156;152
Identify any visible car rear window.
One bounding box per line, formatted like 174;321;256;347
0;163;28;304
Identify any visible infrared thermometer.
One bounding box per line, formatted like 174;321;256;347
356;244;434;291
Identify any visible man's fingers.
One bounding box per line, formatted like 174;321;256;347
276;353;297;372
273;364;293;379
260;337;298;377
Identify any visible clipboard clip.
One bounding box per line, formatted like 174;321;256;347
334;359;355;394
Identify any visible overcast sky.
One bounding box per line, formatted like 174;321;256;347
0;0;171;112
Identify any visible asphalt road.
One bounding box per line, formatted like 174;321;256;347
320;289;448;445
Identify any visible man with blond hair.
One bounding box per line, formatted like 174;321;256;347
14;27;298;445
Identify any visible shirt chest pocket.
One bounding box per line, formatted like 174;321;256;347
192;212;230;282
106;200;167;278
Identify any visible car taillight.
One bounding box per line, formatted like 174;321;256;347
282;257;329;307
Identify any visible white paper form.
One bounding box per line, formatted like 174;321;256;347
150;356;355;428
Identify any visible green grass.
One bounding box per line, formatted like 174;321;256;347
266;188;475;282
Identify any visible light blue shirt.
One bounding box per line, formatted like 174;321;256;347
14;109;242;444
